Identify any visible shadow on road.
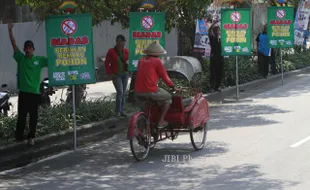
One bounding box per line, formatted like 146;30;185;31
209;104;289;130
254;74;310;99
0;133;298;190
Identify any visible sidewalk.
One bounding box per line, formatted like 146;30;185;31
8;79;131;116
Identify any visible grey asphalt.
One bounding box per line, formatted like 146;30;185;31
1;73;310;190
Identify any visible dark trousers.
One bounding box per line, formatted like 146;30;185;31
258;52;270;78
15;91;40;141
210;56;224;89
270;50;277;74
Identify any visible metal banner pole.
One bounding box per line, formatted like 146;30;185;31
280;48;283;86
64;11;77;151
72;85;77;151
222;8;253;104
236;56;239;101
234;7;239;101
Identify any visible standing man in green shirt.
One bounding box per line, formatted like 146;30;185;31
8;21;48;146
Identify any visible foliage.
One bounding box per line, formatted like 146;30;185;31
0;97;137;143
281;49;310;71
16;0;134;26
15;0;211;56
221;56;262;87
16;0;211;33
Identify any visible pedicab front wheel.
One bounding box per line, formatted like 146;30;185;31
129;114;151;162
190;123;208;150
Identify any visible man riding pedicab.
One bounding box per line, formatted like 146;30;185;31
134;42;175;129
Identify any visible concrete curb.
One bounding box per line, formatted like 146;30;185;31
1;66;310;172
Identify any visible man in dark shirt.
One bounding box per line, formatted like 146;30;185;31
208;19;224;91
256;24;271;78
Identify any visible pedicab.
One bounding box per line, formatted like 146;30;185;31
127;56;211;162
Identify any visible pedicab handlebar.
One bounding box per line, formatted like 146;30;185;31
170;87;185;95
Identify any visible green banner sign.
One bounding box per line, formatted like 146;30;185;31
45;13;96;86
128;12;165;71
267;7;294;48
221;8;252;56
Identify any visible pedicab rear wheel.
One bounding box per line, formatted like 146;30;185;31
190;123;207;150
149;127;158;150
130;114;151;161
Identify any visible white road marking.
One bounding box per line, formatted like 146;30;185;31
290;135;310;148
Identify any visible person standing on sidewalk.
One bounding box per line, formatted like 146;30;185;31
8;21;48;146
256;24;271;78
104;35;129;117
208;19;224;92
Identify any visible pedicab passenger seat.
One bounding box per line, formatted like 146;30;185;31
182;97;193;108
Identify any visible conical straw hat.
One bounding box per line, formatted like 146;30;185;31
143;41;167;56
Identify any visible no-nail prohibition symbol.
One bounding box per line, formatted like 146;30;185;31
276;9;286;19
141;16;154;30
230;11;241;22
61;19;77;36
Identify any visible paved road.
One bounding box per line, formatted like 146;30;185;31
1;74;310;190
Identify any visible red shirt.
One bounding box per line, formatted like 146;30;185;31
134;56;174;93
104;48;129;75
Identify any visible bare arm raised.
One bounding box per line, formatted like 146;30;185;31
8;21;18;53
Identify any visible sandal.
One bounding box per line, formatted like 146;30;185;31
157;121;168;129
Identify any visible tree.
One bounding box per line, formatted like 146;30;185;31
15;0;138;26
16;0;211;55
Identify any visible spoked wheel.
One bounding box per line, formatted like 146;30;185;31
149;128;158;150
190;123;208;150
169;130;179;141
130;114;151;161
149;139;157;150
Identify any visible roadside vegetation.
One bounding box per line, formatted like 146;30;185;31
0;97;137;144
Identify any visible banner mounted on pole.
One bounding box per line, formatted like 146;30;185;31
221;8;252;56
220;8;252;103
267;7;294;48
45;13;96;86
267;7;294;86
45;13;95;151
128;12;166;72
